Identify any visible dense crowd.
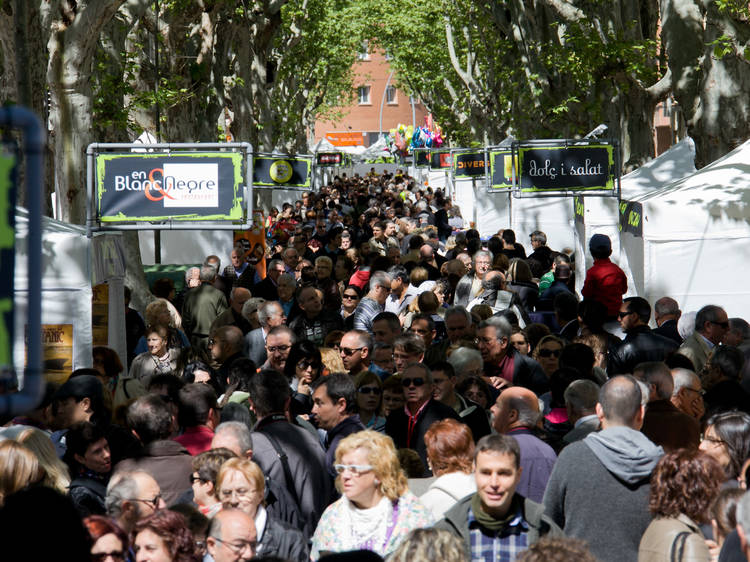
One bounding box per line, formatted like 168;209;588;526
2;169;750;562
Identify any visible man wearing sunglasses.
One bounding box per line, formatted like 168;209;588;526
677;304;730;373
385;363;460;474
608;297;678;376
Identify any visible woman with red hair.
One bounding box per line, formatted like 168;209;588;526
638;449;724;561
419;419;476;520
83;515;129;562
132;510;198;562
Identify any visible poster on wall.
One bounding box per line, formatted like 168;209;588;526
27;324;74;385
92;284;109;347
96;152;244;222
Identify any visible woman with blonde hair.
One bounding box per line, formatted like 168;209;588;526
16;427;70;493
320;346;346;375
0;440;42;506
311;430;433;559
216;457;308;561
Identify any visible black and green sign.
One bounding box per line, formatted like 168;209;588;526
574;196;585;225
96;152;244;222
453;151;488;177
430;150;452;170
517;144;615;192
254;156;311;188
0;148;16;367
414;149;430;168
490;150;516;189
619;200;643;237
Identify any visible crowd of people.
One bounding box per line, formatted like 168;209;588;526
3;168;750;561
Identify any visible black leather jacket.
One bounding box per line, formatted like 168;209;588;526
608;325;678;375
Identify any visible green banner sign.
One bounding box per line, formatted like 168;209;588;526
414;149;430;168
619;200;643;237
0;149;16;367
253;156;311;188
490;150;517;189
430;150;452;170
574;196;585;225
96;152;244;222
517;144;616;192
453;151;489;177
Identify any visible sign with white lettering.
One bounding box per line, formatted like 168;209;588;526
517;144;615;192
619;200;643;237
96;153;243;222
453;151;489;177
253;156;311;188
316;152;344;166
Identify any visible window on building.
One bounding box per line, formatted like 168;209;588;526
357;41;370;60
358;86;371;105
386;85;397;105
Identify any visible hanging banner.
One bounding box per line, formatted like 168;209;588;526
490;149;517;189
619;200;643;237
453;151;489;177
574;196;585;225
414;149;430;168
253;156;311;188
96;152;244;222
316;152;344;167
0;148;16;369
517;143;616;192
430;150;452;169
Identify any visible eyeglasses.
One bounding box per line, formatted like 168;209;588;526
219;488;256;501
298;359;321;370
358;387;382;395
538;348;561;358
211;536;257;555
267;344;291;353
92;552;125;562
710;320;730;329
617;311;634;319
701;435;724;446
334;464;374;475
343;294;359;300
402;377;426;388
340;346;364;356
190;475;207;484
684;387;706;397
127;493;162;509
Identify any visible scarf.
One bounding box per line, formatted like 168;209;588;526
341;495;398;554
470;492;521;532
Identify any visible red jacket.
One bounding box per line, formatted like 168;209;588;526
581;258;627;318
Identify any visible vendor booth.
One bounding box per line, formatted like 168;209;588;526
620;139;750;318
14;208;126;383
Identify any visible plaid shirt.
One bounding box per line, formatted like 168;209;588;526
467;504;530;561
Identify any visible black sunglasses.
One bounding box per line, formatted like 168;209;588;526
538;348;561;358
402;377;426;388
358;387;382;395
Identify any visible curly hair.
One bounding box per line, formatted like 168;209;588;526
649;450;724;522
132;509;198;562
334;430;407;501
424;419;474;476
516;537;597;562
389;528;467;562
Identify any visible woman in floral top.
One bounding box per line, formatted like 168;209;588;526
311;430;433;559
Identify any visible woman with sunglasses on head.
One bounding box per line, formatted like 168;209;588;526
354;371;386;432
533;335;565;380
311;430;433;559
283;340;323;418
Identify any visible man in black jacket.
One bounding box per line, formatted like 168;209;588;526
609;297;678;375
385;362;461;474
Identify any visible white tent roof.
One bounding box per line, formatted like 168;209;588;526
620;136;696;196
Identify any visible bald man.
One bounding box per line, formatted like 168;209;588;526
490;387;556;503
207;509;257;562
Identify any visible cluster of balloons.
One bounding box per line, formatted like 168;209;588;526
386;115;444;156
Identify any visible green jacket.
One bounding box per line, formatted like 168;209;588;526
435;493;563;558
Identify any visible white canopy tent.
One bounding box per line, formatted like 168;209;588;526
620;139;750;318
576;137;697;292
14;208;126;379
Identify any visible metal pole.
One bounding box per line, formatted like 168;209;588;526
153;0;161;263
378;70;394;140
0;106;45;416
